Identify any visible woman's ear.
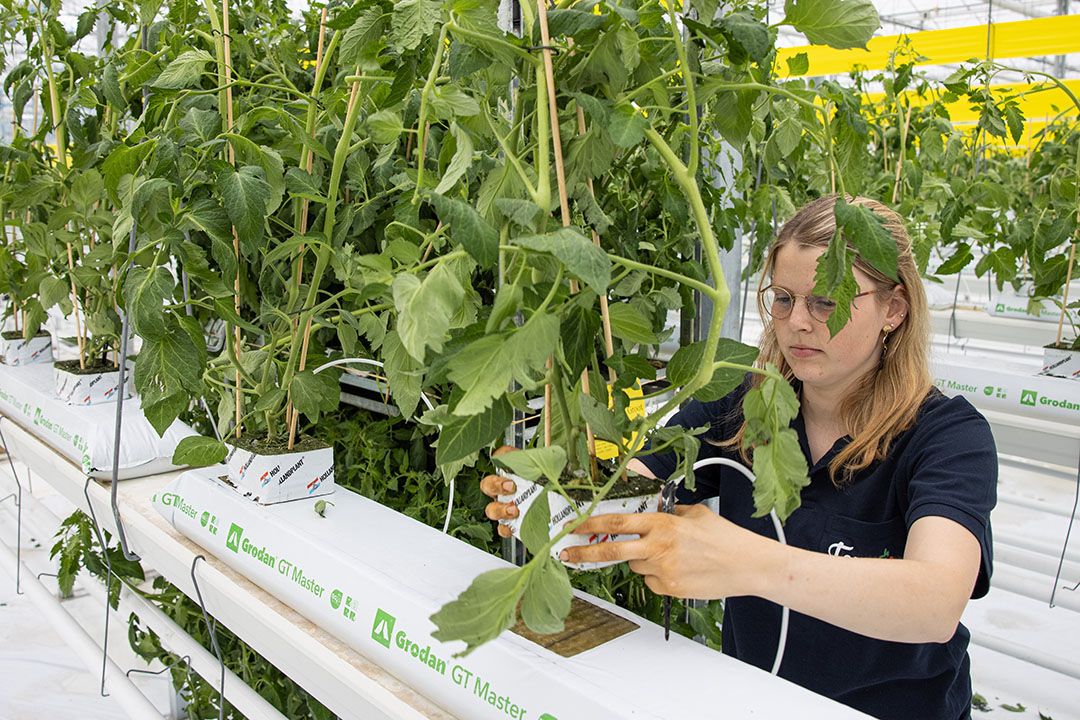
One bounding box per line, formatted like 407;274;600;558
885;284;909;329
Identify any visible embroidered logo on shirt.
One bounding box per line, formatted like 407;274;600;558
828;541;854;557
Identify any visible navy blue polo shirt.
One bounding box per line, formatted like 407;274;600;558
641;383;997;720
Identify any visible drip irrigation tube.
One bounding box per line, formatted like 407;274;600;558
668;457;789;676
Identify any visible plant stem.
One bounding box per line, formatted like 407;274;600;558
413;25;449;203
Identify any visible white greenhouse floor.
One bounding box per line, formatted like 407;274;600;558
0;484;173;720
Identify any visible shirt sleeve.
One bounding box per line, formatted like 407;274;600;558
638;383;747;504
904;395;997;598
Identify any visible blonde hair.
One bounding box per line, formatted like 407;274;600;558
725;195;932;484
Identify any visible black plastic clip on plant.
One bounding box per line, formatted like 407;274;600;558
659;479;680;641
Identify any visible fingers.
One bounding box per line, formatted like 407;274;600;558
567;512;663;538
492;445;517;457
479;474;517;499
484;499;519;522
497;523;513;539
561;538;649;565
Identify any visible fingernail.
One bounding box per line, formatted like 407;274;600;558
559;551;569;561
508;506;518;517
502;481;514;493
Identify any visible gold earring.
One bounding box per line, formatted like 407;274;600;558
881;325;892;357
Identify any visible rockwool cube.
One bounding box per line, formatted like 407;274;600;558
223;443;335;504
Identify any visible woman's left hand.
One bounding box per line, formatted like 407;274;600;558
560;505;768;600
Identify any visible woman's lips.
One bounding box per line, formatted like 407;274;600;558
788;346;821;359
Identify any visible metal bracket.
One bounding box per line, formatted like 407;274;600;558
191;555;226;720
109;221;140;563
1050;442;1080;608
0;424;23;594
127;653;193;702
84;475;115;698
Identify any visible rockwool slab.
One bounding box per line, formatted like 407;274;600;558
154;468;867;720
931;354;1080;425
0;363;195;478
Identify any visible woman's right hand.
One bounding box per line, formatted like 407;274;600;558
481;445;519;538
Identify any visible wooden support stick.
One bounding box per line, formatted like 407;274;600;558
221;0;243;438
1056;243;1076;347
65;243;85;369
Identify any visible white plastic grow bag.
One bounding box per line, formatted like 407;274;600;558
54;363;133;405
0;334;53;366
0;362;195;478
153;468;865;720
224;442;335;505
498;475;661;571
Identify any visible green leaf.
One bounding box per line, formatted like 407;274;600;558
367;109;403;145
39;276;70;310
427;193;498;269
546;8;605;36
153;50;214;89
218;165;272;254
486;282;523;333
667;341;706;387
393;264;466;362
782;0;880;50
750;429;810;521
1004;104;1025;145
835;198;899;282
713;89;757;146
693;338;759;401
608;103;649;148
290;369;340;424
936;244;973;275
172;436;228;467
786;52;809;75
430;566;524;656
579;394;623;443
515;228;611;294
448;334;513;416
433;123;474;195
494;447;568;485
143;392;189;436
390;0;441;52
560;297;601;377
340;7;388;64
495;199;542;230
520;556;572;634
505;312;559;387
436;397;513;466
429;86;481;120
285;168;325;204
382;331;423;419
124;266;174;341
812;228;850;296
720;12;772;64
606;302;658;346
520;488;552;556
134;331;203;401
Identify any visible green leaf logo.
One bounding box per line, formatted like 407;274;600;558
200;511;210;528
996;303;1005;312
1020;390;1038;407
330;589;343;610
983;386;993;397
371;609;396;649
225;523;244;553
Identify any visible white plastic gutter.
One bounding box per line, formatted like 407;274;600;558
969;630;1080;681
0;538;164;719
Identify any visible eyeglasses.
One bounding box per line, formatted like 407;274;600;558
759;284;879;323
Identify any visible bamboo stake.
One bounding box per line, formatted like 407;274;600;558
285;5;329;433
287;67;364;449
65;243;86;369
220;0;243;438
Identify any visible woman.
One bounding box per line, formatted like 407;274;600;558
481;195;996;720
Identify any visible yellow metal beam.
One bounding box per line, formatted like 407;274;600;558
778;14;1080;78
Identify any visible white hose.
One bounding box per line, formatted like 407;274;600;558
310;358;452;532
667;457;789;676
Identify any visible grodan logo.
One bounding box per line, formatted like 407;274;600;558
225;523;244;553
371;608;396;649
1020;389;1038;407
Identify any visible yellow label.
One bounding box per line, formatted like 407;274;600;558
594;382;646;460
